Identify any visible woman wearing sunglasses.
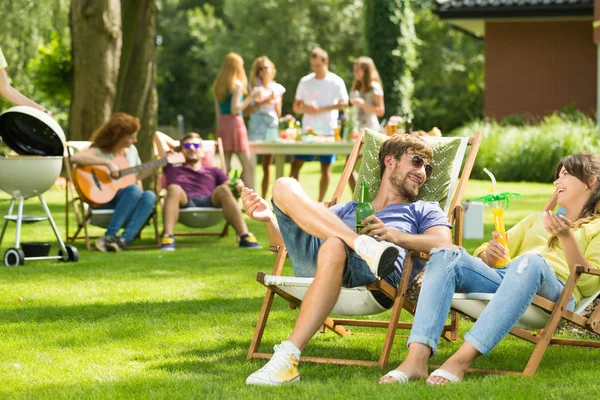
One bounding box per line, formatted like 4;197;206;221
380;153;600;385
246;56;285;198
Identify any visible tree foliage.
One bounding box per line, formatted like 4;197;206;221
157;0;364;134
411;1;484;133
0;0;70;113
364;0;417;119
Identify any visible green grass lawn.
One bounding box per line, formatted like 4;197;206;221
0;160;598;399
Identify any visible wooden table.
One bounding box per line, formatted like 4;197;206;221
249;140;355;188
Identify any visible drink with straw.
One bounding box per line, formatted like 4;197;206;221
474;168;522;268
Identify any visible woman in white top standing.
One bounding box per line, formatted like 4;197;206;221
348;56;385;192
246;56;285;198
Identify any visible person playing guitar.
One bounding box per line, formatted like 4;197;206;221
70;113;159;253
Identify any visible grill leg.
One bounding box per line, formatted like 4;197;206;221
39;195;68;257
14;196;24;248
0;197;15;247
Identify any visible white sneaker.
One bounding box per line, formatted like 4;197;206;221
246;342;301;386
354;235;400;278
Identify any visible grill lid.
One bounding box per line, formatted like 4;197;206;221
0;106;66;156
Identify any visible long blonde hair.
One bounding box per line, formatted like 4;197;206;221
249;56;276;88
212;52;248;103
350;56;383;94
548;153;600;247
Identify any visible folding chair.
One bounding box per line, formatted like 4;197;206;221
450;193;600;376
64;141;160;250
154;138;230;242
247;128;483;369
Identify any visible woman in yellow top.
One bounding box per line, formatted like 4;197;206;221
380;153;600;385
0;46;47;111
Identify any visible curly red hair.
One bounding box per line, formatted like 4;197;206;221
90;113;140;153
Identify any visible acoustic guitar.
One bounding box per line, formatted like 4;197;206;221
72;153;184;207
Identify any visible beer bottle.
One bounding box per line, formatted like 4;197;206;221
230;169;240;198
356;182;374;233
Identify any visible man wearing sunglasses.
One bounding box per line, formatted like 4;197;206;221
243;134;452;386
154;131;261;250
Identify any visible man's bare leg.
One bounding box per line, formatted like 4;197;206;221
272;178;356;248
290;159;304;180
212;184;249;237
288;237;346;350
318;162;332;202
163;184;188;236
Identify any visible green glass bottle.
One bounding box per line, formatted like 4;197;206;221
356;182;374;233
229;169;240;198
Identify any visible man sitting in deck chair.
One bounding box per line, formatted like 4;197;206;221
154;131;261;250
242;134;453;386
379;153;600;386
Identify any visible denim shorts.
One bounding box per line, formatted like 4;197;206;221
273;203;399;308
184;195;214;208
293;154;337;164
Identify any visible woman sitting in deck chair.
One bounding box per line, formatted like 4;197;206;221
380;153;600;385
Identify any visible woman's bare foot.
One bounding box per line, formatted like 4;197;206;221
426;354;472;385
379;343;431;384
379;361;429;384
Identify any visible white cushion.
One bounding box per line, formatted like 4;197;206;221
451;291;600;331
178;207;224;228
263;275;387;316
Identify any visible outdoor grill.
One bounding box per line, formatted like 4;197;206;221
0;106;78;266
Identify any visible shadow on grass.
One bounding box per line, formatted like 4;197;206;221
0;297;262;324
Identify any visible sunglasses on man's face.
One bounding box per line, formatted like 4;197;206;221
410;155;433;178
183;142;202;150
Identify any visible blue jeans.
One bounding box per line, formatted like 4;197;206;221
273;203;400;308
96;184;157;244
408;247;575;356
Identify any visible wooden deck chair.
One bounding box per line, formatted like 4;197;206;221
450;193;600;376
247;128;482;369
64;141;160;250
154;138;230;242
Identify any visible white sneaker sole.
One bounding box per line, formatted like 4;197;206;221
245;375;300;386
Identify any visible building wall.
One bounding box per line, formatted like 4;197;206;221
485;20;596;120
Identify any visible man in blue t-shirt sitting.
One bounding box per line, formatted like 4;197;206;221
243;134;453;386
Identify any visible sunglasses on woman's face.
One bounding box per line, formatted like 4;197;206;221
183;142;202;150
410;155;433;178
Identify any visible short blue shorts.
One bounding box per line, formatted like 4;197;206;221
183;195;214;208
273;202;399;308
293;154;337;164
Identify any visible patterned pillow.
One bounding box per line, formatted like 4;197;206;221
352;129;466;213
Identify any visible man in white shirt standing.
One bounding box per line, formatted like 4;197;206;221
292;48;348;202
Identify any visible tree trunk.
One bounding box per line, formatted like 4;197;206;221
69;0;122;140
113;0;158;166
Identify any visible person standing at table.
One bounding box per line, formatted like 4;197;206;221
212;52;261;189
0;45;48;112
348;56;385;192
246;56;285;199
291;48;349;202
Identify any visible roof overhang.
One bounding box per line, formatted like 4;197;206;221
435;1;594;37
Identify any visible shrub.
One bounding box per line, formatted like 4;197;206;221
451;113;600;183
